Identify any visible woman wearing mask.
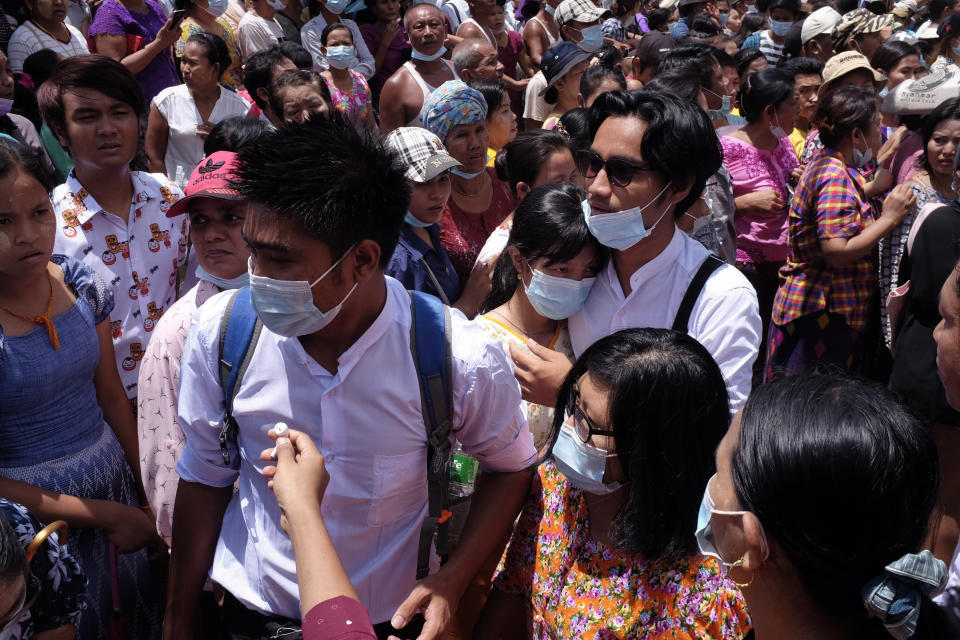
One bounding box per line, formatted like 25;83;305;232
146;32;250;187
467;77;517;166
768;86;917;379
478;182;606;450
6;0;88;76
384;126;494;318
0;139;162;639
421;80;515;283
176;0;244;90
702;372;958;640
318;23;377;130
301;0;375;79
720;67;799;379
476;328;750;639
358;0;409;101
540;41;591;130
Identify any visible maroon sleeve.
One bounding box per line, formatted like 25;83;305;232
302;596;377;640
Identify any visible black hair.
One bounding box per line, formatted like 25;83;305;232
203;116;272;155
738;66;795;122
483;182;607;311
734;46;766;77
578;63;627;103
641;68;704;105
646;7;673;31
657;44;717;90
734;13;767;46
185;32;231;76
268;69;334;122
589;89;722;217
279;41;314;69
466;77;507;117
815;84;877;148
243;46;291;109
713;47;735;68
320;21;354;46
779;55;823;77
918;97;960;175
614;0;638;17
767;0;800;14
594;43;625;69
493;129;570;194
870;39;923;73
734;373;957;639
930;0;954;21
12;49;60;130
0;512;26;583
234;120;409;269
552;328;729;558
679;0;707;17
0;136;52;192
557;106;592;150
692;12;722;34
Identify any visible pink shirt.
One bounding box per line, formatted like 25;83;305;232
721;134;798;264
138;279;219;545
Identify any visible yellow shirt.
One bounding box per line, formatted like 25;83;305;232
486;147;497;167
789;127;808;160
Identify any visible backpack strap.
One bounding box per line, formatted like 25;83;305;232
672;255;724;334
408;290;454;580
217;287;263;468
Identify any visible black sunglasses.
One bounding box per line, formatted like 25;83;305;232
574;149;657;188
569;384;617;444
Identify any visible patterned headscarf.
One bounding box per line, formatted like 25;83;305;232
420;80;488;141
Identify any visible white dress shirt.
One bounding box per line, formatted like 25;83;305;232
236;11;284;60
300;15;375;78
176;276;536;623
568;226;761;412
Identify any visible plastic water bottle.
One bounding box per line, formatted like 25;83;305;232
449;441;478;499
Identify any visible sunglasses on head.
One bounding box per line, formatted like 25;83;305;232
574;149;657;188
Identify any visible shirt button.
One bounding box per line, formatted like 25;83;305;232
326;453;335;462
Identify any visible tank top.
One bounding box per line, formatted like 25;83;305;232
462;17;495;46
530;16;557;46
403;59;456;126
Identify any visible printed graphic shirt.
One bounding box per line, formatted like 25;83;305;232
52;171;187;399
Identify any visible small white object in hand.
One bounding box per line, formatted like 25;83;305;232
269;422;290;459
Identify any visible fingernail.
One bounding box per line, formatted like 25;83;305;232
391;615;405;628
277;437;290;446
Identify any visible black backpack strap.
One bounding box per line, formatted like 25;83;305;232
672;255;724;334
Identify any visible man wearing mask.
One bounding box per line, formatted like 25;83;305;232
523;0;608;128
379;2;457;133
301;0;376;77
741;0;800;64
237;0;286;59
511;90;761;414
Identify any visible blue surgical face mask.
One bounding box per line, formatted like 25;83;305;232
706;91;732;120
411;45;448;61
718;11;729;24
544;4;556;15
575;24;604;52
695;474;769;567
206;0;228;17
404;211;434;227
324;0;350;14
450;167;484;179
770;111;788;139
247;248;358;337
878;85;890;99
196;265;249;290
769;19;791;36
746;4;757;11
266;0;286;11
522;260;595;320
582;182;673;250
552;422;622;495
325;45;357;69
852;131;873;169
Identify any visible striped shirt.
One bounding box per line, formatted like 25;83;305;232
6;21;88;74
772;149;877;332
758;30;784;65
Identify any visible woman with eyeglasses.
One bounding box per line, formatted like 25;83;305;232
478;182;607;451
475;328;750;640
701;372;958;640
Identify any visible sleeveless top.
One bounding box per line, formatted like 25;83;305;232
462;17;494;46
530;16;557;46
403;59;457;127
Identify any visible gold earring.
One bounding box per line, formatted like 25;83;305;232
730;558;755;589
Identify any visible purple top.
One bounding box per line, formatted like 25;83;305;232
303;596;375;639
359;22;410;100
89;0;179;105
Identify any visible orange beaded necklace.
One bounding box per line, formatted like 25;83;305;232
0;272;61;350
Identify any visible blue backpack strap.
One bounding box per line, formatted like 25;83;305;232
408;290;453;580
217;287;263;468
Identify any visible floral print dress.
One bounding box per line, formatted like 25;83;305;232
493;461;751;640
322;70;373;123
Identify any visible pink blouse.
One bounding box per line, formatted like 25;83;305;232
720;134;798;264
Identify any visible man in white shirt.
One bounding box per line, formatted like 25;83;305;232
511;90;761;413
162;119;537;640
237;0;285;60
301;0;376;77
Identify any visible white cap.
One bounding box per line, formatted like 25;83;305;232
801;6;842;43
881;67;960;115
897;0;919;11
659;0;678;9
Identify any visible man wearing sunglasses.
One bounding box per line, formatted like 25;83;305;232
510;90;761;413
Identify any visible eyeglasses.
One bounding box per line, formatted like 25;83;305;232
574;149;657;188
569;384;617;444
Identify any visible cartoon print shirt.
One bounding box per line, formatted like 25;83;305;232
52;171;187;399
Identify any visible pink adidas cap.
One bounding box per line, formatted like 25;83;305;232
166;151;243;217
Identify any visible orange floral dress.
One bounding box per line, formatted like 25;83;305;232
493;461;752;639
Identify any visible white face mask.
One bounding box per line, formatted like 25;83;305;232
266;0;286;10
581;181;673;250
196;265;249;290
694;474;769;567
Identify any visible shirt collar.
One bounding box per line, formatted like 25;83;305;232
623;225;684;294
196;279;220;306
398;224;442;262
66;171;155;224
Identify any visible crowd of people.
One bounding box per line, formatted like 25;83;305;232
4;0;960;636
